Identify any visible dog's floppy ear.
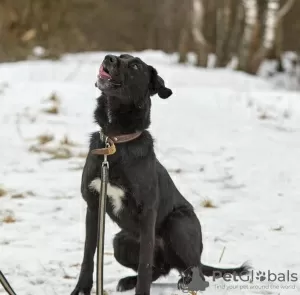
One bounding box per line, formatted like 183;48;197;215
148;66;172;99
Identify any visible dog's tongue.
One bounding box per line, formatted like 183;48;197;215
99;65;111;79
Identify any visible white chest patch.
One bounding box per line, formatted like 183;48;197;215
89;178;125;215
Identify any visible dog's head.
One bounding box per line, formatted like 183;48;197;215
95;54;172;107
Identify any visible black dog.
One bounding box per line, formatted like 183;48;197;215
71;54;249;295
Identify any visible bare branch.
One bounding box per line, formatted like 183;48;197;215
277;0;295;21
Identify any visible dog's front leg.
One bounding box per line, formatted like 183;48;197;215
136;208;157;295
71;207;98;295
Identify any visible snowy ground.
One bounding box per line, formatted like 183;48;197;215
0;51;300;295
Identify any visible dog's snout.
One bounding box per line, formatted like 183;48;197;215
105;55;117;66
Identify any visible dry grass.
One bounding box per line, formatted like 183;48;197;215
2;214;16;223
29;137;86;160
201;199;217;208
0;82;9;95
49;92;60;103
42;92;60;114
37;134;54;145
60;135;77;146
271;226;284;231
0;82;9;88
0;187;8;197
218;246;226;263
169;168;182;174
258;110;275;120
247;99;254;107
70;263;80;267
68;165;84;171
258;112;269;120
77;151;88;158
29;145;72;159
63;274;75;279
11;193;25;199
43;105;59;114
50;148;72;159
199;166;205;172
283;109;291;119
26;191;35;196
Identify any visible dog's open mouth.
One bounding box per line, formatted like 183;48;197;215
99;65;112;80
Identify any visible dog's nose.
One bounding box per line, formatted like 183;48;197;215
105;55;117;67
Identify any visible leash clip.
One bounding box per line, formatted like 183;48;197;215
102;137;110;168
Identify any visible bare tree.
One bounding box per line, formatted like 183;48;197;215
250;0;280;73
178;26;189;63
274;0;295;66
178;0;193;63
227;1;245;67
250;0;295;74
215;0;233;67
238;0;258;73
192;0;210;66
146;0;160;49
277;0;295;20
160;0;176;52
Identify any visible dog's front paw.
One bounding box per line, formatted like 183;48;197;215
70;286;91;295
70;280;92;295
117;276;137;292
177;276;191;291
71;269;93;295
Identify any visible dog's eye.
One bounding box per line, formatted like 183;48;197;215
131;64;138;70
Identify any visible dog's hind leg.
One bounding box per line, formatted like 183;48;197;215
71;208;98;295
113;230;170;292
160;208;206;289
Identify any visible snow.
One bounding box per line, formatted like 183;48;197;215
259;52;300;91
0;51;300;295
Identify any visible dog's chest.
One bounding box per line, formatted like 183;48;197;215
89;177;125;215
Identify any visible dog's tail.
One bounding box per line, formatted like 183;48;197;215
201;262;251;277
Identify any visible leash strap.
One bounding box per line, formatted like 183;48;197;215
96;135;110;295
0;132;113;295
0;271;17;295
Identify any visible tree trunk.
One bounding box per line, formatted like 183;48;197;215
215;0;225;67
251;0;295;74
192;0;209;67
250;0;280;73
227;1;245;68
178;28;189;63
178;0;193;63
238;0;258;73
161;0;175;52
215;0;233;67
